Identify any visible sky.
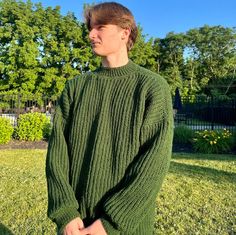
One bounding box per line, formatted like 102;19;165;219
29;0;236;39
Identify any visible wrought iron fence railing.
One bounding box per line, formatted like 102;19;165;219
0;94;235;131
174;96;236;132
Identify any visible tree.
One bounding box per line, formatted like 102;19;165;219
128;25;157;72
0;0;39;93
0;0;99;98
185;25;236;96
155;32;186;94
1;1;235;100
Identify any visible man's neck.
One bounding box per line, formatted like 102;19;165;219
101;51;129;68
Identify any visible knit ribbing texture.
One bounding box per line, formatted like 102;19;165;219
46;60;174;235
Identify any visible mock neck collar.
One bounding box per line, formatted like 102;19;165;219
95;60;137;77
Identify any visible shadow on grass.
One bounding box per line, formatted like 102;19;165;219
169;161;236;184
172;153;236;161
0;223;14;235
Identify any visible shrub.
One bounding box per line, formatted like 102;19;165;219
232;131;236;151
0;117;14;144
15;112;51;141
43;121;52;141
174;125;194;145
192;129;233;154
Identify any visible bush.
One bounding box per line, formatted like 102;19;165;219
192;129;233;154
0;117;14;144
15;112;51;141
174;125;194;145
43;121;52;141
232;131;236;151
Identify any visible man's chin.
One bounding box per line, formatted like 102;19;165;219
92;49;105;57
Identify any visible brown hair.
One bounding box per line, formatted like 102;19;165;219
84;2;138;51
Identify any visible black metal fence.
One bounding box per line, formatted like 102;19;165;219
0;94;58;126
0;94;236;131
174;96;236;132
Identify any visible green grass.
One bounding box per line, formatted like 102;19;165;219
155;153;236;235
0;150;56;234
0;150;235;235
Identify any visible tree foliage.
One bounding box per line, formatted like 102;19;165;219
185;25;236;97
0;0;235;100
157;32;186;94
129;25;157;72
0;0;99;98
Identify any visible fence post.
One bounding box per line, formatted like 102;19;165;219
17;94;21;117
210;96;214;130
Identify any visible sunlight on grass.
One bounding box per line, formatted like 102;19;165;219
0;150;56;234
155;153;236;235
0;150;235;235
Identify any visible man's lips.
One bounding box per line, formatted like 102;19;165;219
91;41;101;46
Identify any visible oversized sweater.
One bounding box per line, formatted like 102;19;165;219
46;60;174;235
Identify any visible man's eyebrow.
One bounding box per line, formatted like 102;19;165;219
95;24;106;27
90;24;107;29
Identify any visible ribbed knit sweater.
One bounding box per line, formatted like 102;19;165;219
46;60;174;235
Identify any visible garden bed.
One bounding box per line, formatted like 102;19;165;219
0;140;48;149
172;143;194;153
1;140;236;154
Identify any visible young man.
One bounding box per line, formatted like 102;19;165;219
46;2;174;235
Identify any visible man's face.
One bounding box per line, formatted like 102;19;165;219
89;24;128;57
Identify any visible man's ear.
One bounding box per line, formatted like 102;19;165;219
121;28;131;41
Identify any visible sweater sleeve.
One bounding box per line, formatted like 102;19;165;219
100;77;174;234
45;81;80;234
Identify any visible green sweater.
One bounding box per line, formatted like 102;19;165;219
46;60;174;235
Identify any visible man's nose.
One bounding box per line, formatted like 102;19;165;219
89;28;97;40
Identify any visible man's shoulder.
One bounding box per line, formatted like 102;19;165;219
135;64;169;91
66;72;93;87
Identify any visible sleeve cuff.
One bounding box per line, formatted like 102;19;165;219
51;207;81;234
100;218;120;235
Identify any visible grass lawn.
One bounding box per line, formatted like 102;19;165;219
0;150;235;235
